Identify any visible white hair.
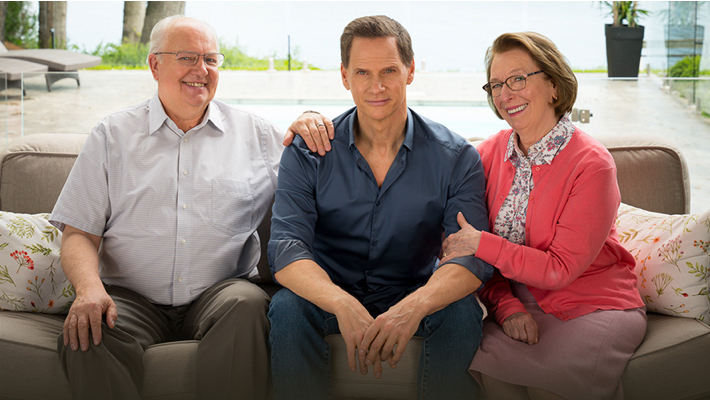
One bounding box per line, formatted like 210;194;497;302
148;15;220;55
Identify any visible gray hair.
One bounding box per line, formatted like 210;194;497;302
148;15;219;55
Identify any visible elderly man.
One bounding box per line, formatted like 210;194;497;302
269;15;493;400
51;16;281;400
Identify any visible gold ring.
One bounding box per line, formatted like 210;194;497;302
443;253;447;257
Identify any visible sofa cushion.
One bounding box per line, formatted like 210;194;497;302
623;313;710;400
0;311;73;399
0;211;74;313
327;334;421;399
143;341;198;400
616;203;710;325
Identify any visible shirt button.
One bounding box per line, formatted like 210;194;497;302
181;239;187;245
183;137;189;143
535;166;541;172
182;203;188;210
371;240;378;246
177;276;183;282
366;270;373;276
183;170;189;175
375;201;380;207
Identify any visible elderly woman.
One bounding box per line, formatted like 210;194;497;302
438;32;647;399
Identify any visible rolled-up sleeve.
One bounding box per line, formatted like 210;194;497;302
440;143;494;286
268;137;320;279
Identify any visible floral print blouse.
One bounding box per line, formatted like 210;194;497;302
493;115;575;244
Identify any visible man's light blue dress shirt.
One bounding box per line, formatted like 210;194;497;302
50;93;283;306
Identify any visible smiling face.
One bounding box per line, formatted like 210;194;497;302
148;19;219;129
490;48;558;141
341;36;414;128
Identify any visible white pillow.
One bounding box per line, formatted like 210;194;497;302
0;212;74;313
616;203;709;325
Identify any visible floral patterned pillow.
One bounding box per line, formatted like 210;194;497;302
0;212;74;313
616;203;709;325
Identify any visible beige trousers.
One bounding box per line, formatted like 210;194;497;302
57;278;271;400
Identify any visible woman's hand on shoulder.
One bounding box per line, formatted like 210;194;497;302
502;312;539;345
283;111;334;156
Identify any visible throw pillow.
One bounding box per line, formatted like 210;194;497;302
616;203;709;325
0;212;74;313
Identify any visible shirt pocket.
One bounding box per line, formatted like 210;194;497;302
211;179;255;236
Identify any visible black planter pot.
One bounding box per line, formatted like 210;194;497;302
605;24;645;78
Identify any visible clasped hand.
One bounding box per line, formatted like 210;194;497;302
337;300;421;379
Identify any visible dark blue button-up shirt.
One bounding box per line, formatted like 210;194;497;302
269;107;494;316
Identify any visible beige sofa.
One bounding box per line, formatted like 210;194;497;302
0;133;708;400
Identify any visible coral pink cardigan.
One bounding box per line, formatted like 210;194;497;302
476;128;644;324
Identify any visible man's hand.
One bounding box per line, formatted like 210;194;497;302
333;304;384;378
282;111;334;156
360;300;422;370
501;312;539;345
440;212;483;264
63;285;117;352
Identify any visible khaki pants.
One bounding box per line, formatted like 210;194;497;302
57;278;271;400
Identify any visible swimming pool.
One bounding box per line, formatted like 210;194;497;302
223;102;510;141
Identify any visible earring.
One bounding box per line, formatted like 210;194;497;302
553;94;558;102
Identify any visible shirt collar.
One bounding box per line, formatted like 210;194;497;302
505;114;575;164
347;107;414;151
148;92;225;136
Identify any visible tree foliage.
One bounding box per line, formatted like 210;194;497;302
4;1;38;48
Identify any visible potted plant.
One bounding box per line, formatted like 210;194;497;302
604;1;649;78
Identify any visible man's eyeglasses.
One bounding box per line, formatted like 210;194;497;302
482;70;546;97
154;51;225;68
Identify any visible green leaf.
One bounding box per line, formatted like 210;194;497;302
7;216;35;238
41;226;59;243
24;243;53;256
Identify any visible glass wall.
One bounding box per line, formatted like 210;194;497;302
644;1;710;114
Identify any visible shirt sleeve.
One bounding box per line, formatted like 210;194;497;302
255;116;284;188
267;137;319;280
439;143;495;286
49;123;110;236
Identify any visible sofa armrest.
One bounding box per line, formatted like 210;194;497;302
0;133;87;214
597;135;690;215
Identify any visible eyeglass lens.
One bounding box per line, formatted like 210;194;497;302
176;52;225;67
489;76;527;97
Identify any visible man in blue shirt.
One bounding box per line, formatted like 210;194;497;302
268;15;493;400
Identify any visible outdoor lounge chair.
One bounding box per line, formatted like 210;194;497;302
0;58;48;96
0;42;101;91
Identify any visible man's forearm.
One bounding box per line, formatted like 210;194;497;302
275;259;362;316
406;263;482;317
61;225;103;294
